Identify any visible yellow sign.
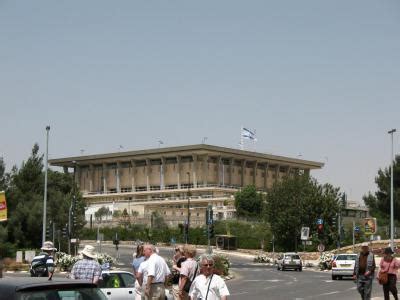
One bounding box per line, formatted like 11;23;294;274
364;217;377;235
0;191;7;222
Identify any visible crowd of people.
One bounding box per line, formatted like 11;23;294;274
30;241;230;300
133;243;230;300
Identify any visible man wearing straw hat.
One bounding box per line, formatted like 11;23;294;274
70;245;102;285
30;241;57;279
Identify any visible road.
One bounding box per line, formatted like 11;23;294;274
4;243;386;299
96;243;386;300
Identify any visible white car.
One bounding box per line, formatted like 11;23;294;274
277;252;302;271
99;270;173;300
99;270;136;300
331;253;357;280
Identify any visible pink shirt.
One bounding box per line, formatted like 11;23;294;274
379;257;400;275
180;258;198;282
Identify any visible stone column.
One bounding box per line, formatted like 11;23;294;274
275;165;280;184
89;164;94;192
286;166;291;177
241;160;246;187
177;156;181;189
229;158;234;186
160;157;166;190
131;160;136;192
75;165;81;188
202;155;208;186
102;163;107;193
116;162;121;193
192;155;198;188
63;166;68;174
253;161;258;186
264;163;269;191
217;156;222;186
145;159;150;191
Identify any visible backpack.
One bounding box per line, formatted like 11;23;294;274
30;253;50;277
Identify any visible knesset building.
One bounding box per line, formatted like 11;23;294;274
49;144;323;227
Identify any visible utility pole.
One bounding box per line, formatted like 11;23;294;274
42;126;50;246
186;172;191;244
388;129;396;250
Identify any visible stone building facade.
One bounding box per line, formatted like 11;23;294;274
49;144;323;227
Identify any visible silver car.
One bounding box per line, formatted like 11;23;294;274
277;252;302;271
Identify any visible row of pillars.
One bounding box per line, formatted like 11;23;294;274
66;155;309;194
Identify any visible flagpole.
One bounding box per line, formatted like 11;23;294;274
240;126;244;150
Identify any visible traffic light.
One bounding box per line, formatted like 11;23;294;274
208;223;215;239
62;224;68;238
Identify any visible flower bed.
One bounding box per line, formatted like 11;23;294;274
56;252;115;272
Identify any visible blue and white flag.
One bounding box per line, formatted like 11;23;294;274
241;127;257;141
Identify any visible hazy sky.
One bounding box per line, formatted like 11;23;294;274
1;1;399;203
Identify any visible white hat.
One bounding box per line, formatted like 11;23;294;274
41;241;57;251
80;245;97;259
361;242;369;247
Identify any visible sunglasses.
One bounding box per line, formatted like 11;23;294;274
202;264;214;267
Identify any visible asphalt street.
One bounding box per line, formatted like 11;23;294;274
95;243;387;300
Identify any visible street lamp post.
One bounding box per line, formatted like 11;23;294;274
388;128;397;250
42;126;50;246
186;172;191;244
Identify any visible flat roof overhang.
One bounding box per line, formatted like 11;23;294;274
49;144;324;170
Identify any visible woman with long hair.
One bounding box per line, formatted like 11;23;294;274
132;244;145;300
378;247;400;300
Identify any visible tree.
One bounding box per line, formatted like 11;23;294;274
0;157;6;191
265;175;341;251
119;208;130;228
4;144;85;249
234;185;264;220
95;206;111;223
363;155;400;224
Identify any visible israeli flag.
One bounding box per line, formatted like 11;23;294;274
242;127;257;141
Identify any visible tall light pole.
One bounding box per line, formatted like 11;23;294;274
186;172;191;244
42;126;50;245
388;128;396;250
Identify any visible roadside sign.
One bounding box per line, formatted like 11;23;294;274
301;227;310;241
364;218;377;235
354;226;360;232
317;243;325;252
317;219;323;225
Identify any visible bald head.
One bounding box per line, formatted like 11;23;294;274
143;244;155;258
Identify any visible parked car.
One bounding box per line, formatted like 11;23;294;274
331;253;357;280
277;252;302;271
98;269;173;300
0;277;107;300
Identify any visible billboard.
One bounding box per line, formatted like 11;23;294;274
0;191;7;222
364;217;377;235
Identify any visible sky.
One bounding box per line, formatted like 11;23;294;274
1;1;400;203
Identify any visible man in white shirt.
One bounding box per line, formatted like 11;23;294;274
189;255;229;300
143;244;171;300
